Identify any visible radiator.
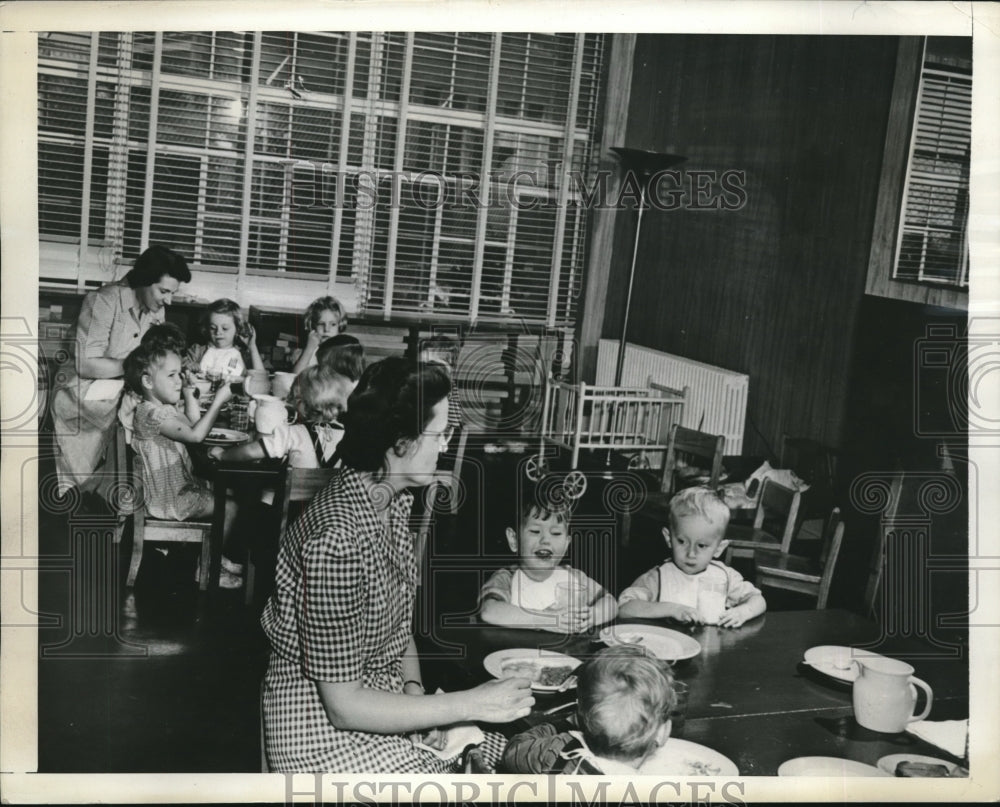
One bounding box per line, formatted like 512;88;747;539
595;339;748;454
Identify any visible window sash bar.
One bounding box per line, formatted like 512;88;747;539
547;34;586;328
327;31;357;292
77;32;100;288
139;32;164;252
106;32;133;264
469;34;502;321
383;32;414;319
236;31;262;294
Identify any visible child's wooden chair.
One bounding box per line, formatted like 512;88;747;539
725;478;802;562
660;424;725;494
753;506;845;609
125;467;213;590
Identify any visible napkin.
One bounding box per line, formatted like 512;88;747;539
413;723;485;761
85;378;125;401
905;719;968;759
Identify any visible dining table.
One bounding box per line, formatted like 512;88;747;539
416;608;969;775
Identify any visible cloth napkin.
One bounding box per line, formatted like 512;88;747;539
413;723;485;761
905;719;968;758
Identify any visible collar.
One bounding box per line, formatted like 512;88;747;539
119;282;158;321
341;466;414;537
562;731;644;775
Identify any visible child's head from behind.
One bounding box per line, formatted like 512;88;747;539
201;298;248;350
505;482;572;581
665;486;731;575
124;340;183;405
292;366;357;425
315;334;365;382
305;295;346;341
577;645;676;766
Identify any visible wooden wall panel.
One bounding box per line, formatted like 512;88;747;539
600;35;900;456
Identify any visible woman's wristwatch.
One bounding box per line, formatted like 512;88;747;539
402;679;425;694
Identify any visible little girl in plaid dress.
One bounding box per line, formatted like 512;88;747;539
261;358;533;772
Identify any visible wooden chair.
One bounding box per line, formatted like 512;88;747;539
246;466;335;604
126;472;213;590
725;477;802;561
754;507;845;609
660;424;725;494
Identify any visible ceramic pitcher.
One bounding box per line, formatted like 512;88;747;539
249;394;295;435
852;656;933;733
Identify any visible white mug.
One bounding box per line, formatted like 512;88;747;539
272;371;297;400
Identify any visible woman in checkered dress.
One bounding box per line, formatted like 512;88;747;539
261;357;534;772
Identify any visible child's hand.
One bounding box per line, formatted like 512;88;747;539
410;727;448;751
305;328;323;351
213;383;233;407
206;446;225;461
665;603;702;624
717;607;748;628
246;323;258;347
552;604;591;634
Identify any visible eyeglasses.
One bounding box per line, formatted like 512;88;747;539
422;424;455;449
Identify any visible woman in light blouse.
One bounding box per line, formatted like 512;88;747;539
49;245;191;499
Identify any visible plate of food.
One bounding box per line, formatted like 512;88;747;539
203;428;250;446
640;738;738;776
599;625;701;662
483;649;581;692
802;646;889;683
877;753;964;777
777;756;889;777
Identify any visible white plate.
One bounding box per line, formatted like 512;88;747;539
877;753;960;777
640;738;738;776
483;648;581;692
600;625;701;661
778;756;889;777
802;645;889;683
203;428;250;446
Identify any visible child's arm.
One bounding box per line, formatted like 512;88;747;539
480;597;564;632
157;384;233;444
588;592;618;628
717;593;766;628
618;599;702;623
180;377;201;423
291;328;322;374
207;439;267;463
245;324;265;371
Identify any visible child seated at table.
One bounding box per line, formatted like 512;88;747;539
479;482;617;633
501;645;676;774
290;295;347;374
207;365;355;470
618;486;766;628
315;333;366;382
184;298;264;382
123;333;244;588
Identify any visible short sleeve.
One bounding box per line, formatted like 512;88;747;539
299;528;366;681
260;422;294;460
479;567;514;605
617;567;660;605
723;564;763;607
76;287;116;362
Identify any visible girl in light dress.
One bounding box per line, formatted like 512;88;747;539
184;298;264;383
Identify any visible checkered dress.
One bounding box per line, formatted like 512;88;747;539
260;467;505;772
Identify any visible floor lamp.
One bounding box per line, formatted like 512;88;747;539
610;147;687;387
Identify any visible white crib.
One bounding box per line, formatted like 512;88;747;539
539;377;687;472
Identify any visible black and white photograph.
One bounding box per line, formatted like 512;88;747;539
1;1;998;803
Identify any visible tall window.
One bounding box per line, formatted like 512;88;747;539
893;37;971;288
37;31;606;327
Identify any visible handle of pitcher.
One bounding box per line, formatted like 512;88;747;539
908;676;934;723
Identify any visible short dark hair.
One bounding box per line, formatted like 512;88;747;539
124;245;191;288
315;333;365;382
123;337;180;395
516;478;571;530
140;322;187;355
337;357;450;480
577;645;676;763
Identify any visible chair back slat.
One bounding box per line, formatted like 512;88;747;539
661;424;725;494
817;508;845;609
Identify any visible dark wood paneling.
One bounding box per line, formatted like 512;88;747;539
602;35;899;456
